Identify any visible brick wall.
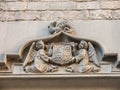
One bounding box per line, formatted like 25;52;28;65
0;0;120;21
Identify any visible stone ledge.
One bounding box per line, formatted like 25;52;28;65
0;75;120;90
1;74;120;78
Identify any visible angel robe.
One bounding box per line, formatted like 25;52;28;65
75;49;100;73
34;49;50;72
25;49;50;73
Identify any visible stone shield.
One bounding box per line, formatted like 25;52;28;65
51;44;72;65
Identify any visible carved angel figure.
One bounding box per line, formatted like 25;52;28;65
24;40;58;73
48;21;72;34
23;39;100;73
66;40;100;73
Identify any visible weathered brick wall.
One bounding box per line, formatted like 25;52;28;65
0;0;120;21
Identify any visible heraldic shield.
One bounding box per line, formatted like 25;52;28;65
52;44;73;65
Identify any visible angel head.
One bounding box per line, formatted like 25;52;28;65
78;40;88;49
35;40;45;51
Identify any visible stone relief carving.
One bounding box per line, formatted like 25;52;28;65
23;39;100;73
1;21;120;74
48;21;72;34
21;21;101;73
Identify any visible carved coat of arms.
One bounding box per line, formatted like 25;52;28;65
21;21;102;73
52;44;74;65
2;21;120;75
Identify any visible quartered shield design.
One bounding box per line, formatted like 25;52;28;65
52;44;72;65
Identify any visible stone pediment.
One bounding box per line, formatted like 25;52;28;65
1;21;120;75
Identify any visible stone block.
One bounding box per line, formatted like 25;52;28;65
101;1;120;9
27;2;49;10
13;11;25;21
40;10;89;20
1;2;27;10
49;1;76;10
112;10;120;19
63;10;89;20
77;1;100;10
2;11;15;21
0;11;4;21
1;11;41;21
25;11;41;20
40;11;65;20
90;10;112;20
14;11;41;21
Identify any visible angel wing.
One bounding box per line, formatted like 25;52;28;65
23;42;36;67
88;42;100;67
